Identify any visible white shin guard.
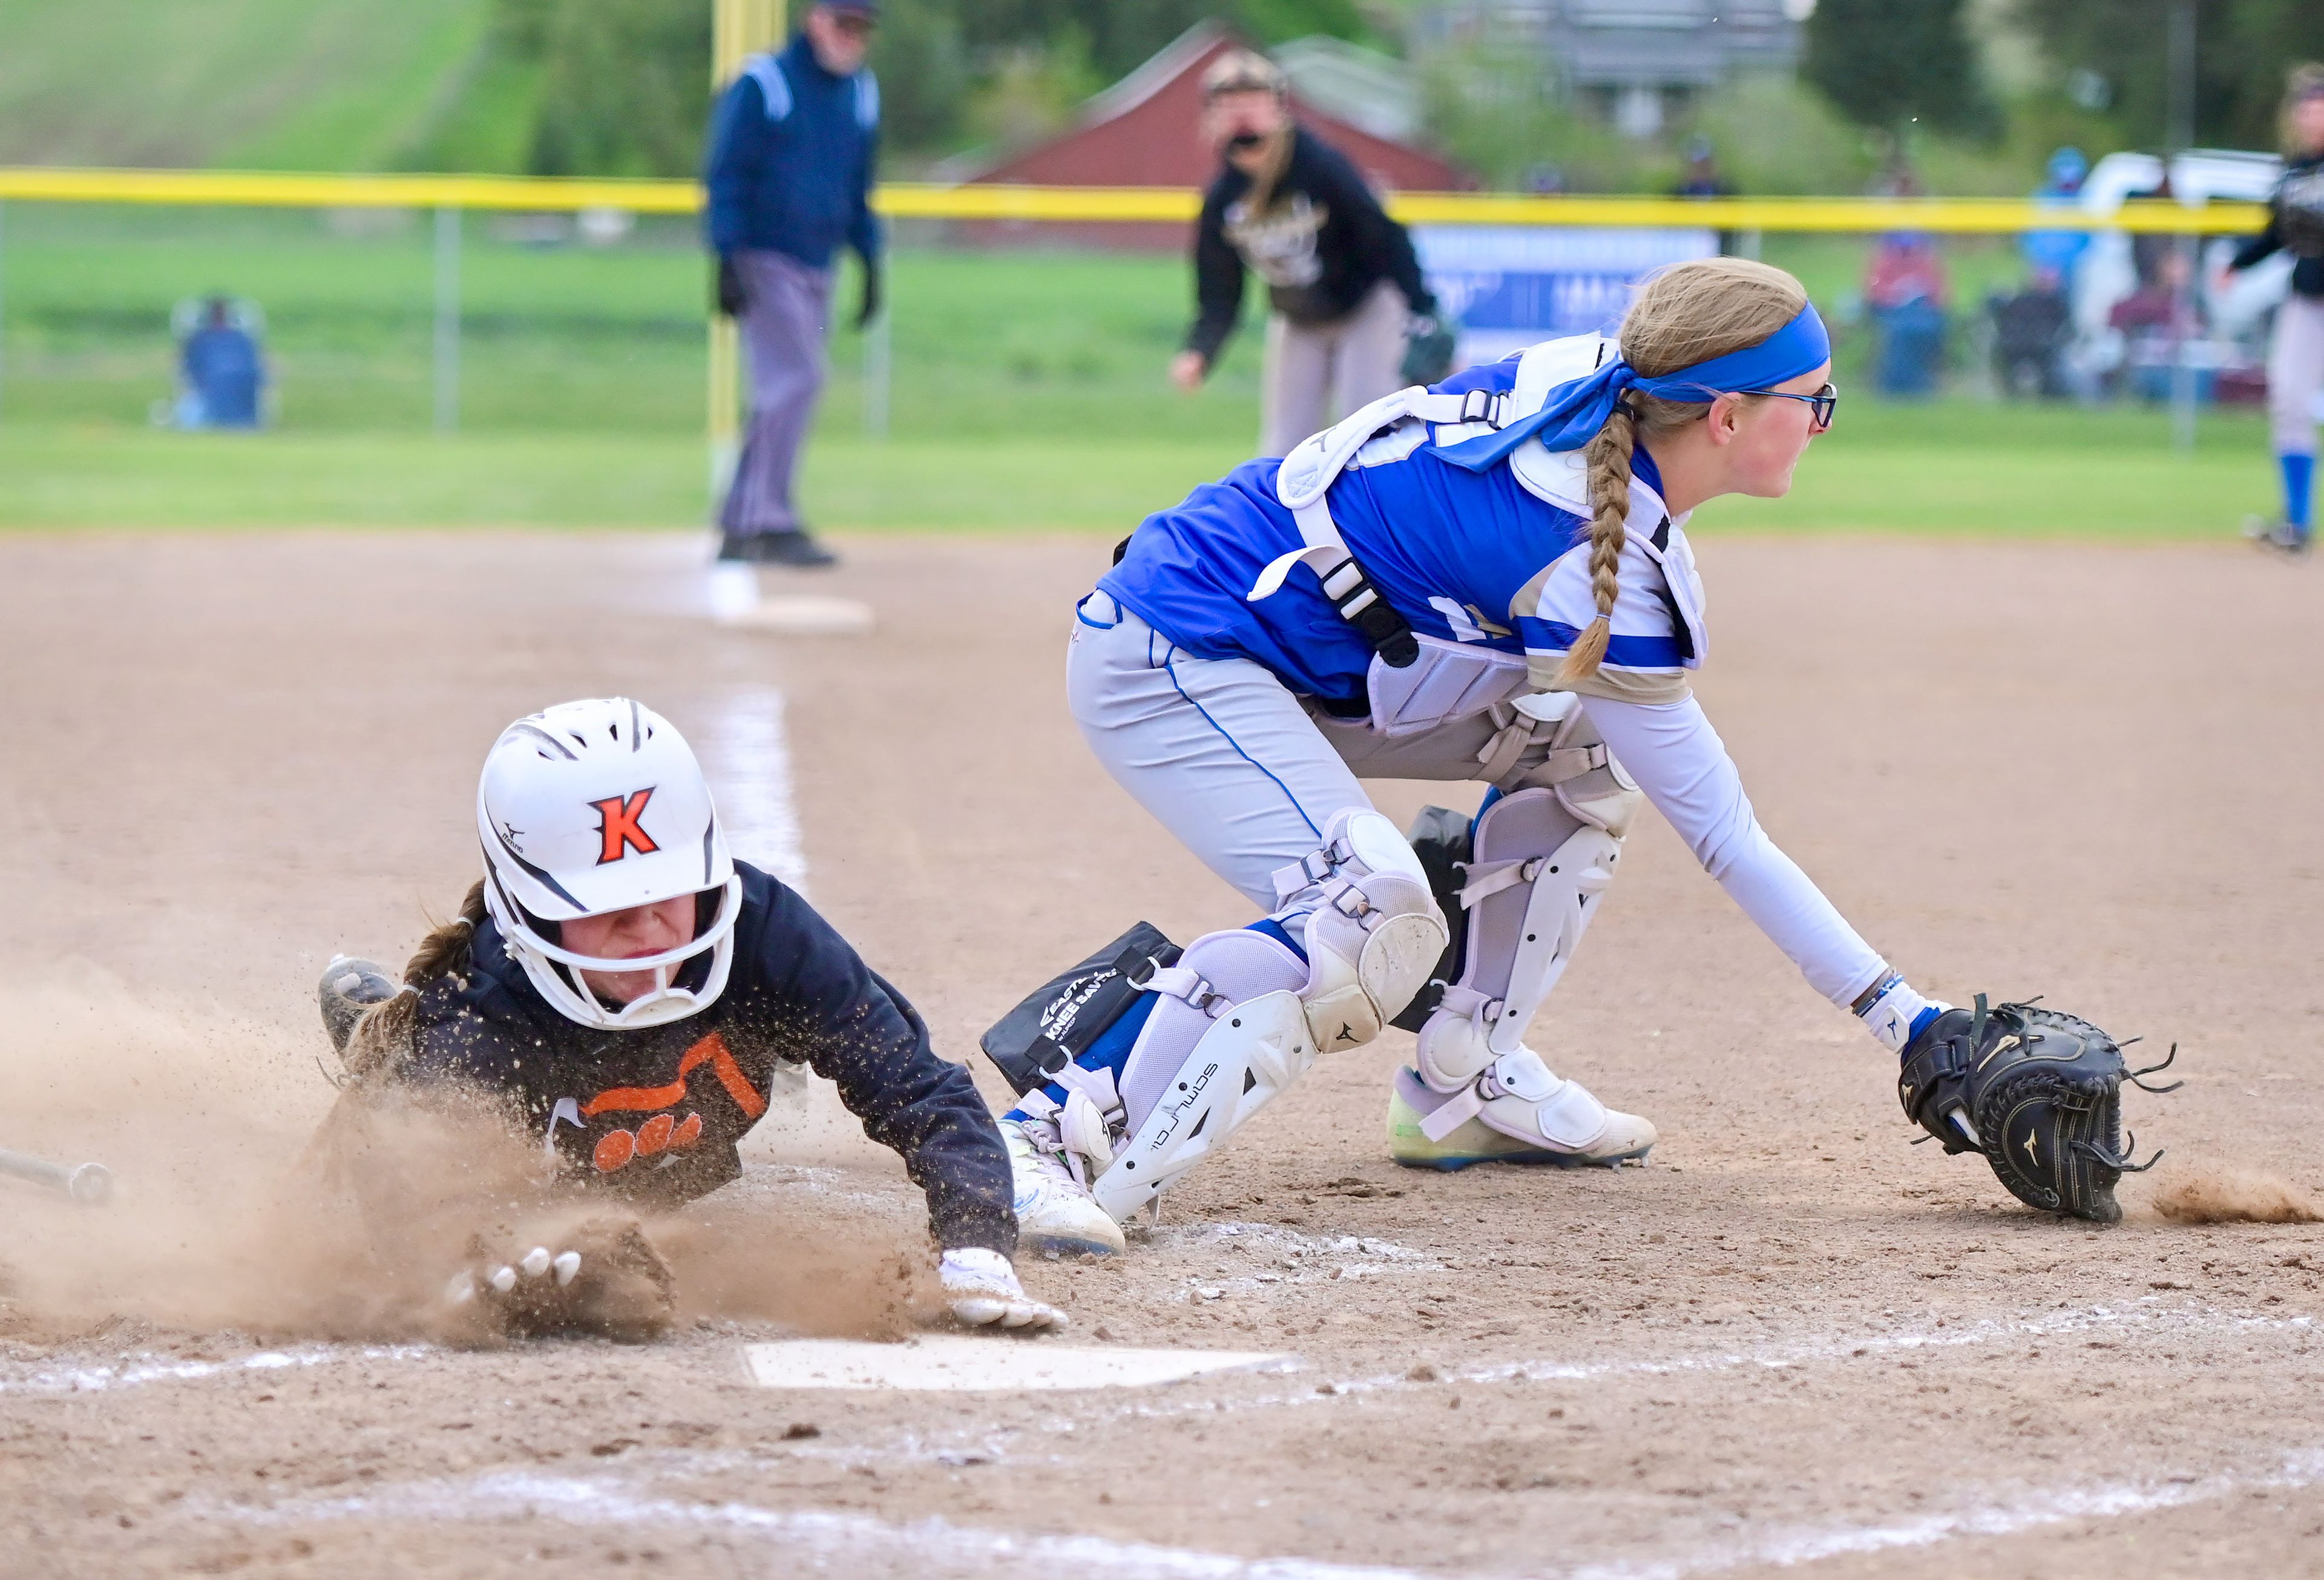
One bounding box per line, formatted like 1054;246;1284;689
1076;809;1448;1224
1413;780;1634;1150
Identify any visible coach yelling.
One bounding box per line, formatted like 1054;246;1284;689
704;0;882;568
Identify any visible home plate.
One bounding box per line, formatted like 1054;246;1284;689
715;594;875;636
741;1336;1288;1392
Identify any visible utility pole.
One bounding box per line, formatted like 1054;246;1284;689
709;0;784;499
2167;0;2199;455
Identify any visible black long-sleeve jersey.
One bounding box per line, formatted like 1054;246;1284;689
1185;125;1436;367
2230;154;2324;301
394;862;1014;1254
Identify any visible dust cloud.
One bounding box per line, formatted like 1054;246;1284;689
2150;1164;2324;1225
0;976;926;1347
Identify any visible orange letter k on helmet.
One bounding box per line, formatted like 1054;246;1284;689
591;788;659;864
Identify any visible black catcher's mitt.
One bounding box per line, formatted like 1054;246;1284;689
1897;995;2180;1223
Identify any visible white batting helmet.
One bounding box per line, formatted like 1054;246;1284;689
475;698;742;1030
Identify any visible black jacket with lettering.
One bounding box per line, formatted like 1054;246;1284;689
393;862;1014;1254
1186;125;1436;366
2231;154;2324;300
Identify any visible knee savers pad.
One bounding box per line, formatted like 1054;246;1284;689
1496;690;1646;837
1086;925;1315;1223
1416;786;1624;1092
1274;808;1448;1053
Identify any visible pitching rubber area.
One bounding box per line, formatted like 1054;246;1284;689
1;530;2321;1578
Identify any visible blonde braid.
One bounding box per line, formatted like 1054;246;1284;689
1548;257;1811;686
1557;406;1636;684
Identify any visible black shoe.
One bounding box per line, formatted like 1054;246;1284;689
716;529;838;568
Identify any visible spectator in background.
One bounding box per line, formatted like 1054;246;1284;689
1671;136;1738;254
703;0;883;568
2110;246;2205;403
1863;231;1950;397
1672;137;1732;199
1171;50;1443;460
176;296;266;430
2022;146;2092;295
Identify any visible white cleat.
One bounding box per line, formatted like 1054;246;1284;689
1387;1065;1657;1171
1005;1117;1126;1257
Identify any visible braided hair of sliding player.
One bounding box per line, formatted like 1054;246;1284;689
338;880;487;1082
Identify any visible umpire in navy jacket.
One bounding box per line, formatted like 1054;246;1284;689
704;1;882;568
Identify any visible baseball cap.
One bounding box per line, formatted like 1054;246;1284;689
821;0;879;16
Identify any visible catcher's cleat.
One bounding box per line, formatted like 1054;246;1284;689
317;955;402;1055
1387;1066;1655;1170
1899;995;2171;1224
1005;1118;1126;1257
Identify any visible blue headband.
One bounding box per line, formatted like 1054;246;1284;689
1436;302;1831;473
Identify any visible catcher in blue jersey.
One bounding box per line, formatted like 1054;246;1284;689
981;258;2175;1257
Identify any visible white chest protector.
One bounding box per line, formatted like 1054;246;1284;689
1249;334;1712;739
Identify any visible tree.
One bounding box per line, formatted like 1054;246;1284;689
525;0;712;177
1804;0;1989;139
2014;0;2324;151
962;0;1373;82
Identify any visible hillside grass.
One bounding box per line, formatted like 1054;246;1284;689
0;0;493;170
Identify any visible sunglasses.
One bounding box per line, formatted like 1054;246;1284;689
828;12;875;35
1739;381;1838;430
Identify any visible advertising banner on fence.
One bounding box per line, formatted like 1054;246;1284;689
1414;225;1720;367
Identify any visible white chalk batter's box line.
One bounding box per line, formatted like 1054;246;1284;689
0;1343;431;1398
845;1299;2319;1463
194;1438;2324;1580
4;1297;2305;1412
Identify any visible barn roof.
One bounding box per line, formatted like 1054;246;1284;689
957;21;1471;194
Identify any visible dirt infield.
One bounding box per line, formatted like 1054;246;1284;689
2;528;2322;1578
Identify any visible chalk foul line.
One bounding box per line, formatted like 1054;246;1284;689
218;1440;2324;1580
0;1342;430;1398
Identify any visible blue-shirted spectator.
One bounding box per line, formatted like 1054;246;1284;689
176;296;266;429
2022;146;2092;291
703;0;882;568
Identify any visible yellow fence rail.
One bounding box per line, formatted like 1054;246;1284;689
0;166;2270;234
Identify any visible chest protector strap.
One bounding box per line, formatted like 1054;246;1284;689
1247;386;1511;671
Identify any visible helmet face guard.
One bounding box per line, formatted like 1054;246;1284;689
482;869;743;1031
474;699;741;1032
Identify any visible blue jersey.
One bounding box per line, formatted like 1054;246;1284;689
1100;337;1704;707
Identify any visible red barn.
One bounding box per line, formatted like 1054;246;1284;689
954;22;1471;249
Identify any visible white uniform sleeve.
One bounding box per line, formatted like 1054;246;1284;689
1578;693;1888;1007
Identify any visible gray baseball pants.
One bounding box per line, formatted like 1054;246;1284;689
719;249;833;536
1258;280;1409;460
1065;590;1886;1002
2270;294;2324;458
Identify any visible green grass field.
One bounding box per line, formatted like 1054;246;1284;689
0;207;2285;534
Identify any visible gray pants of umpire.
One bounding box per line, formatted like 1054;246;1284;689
719;249;833;536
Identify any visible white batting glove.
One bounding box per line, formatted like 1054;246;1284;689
444;1243;584;1311
939;1248;1065;1331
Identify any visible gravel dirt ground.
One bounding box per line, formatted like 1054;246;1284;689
2;528;2322;1579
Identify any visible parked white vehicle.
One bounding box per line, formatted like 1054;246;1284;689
2067;150;2288;390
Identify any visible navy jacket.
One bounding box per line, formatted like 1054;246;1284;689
703;32;881;269
395;862;1013;1254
